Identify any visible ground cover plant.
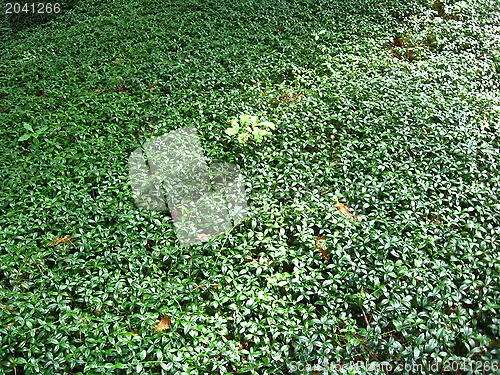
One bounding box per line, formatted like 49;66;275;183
0;0;499;373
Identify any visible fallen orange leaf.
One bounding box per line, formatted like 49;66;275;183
336;203;359;222
315;235;329;260
52;235;71;246
154;315;171;332
393;37;407;48
49;235;72;247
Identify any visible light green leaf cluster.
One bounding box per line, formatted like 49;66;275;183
225;114;275;144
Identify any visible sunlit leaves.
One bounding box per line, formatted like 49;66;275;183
225;114;275;144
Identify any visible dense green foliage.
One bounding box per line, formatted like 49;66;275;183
0;0;499;373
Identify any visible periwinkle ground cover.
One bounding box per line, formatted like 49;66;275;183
0;0;499;373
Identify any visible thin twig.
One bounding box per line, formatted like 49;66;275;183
193;283;218;290
361;306;369;327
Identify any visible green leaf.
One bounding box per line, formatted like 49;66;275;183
252;128;270;142
23;123;33;132
160;362;169;371
230;118;239;127
225;126;239;136
36;126;48;134
258;121;275;130
237;132;250;144
239;114;249;124
18;133;32;142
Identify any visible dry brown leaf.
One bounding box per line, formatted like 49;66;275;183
279;92;303;104
336;203;359;222
315;235;329;260
155;315;171;332
5;322;14;328
336;203;351;215
49;235;72;247
394;37;407;48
